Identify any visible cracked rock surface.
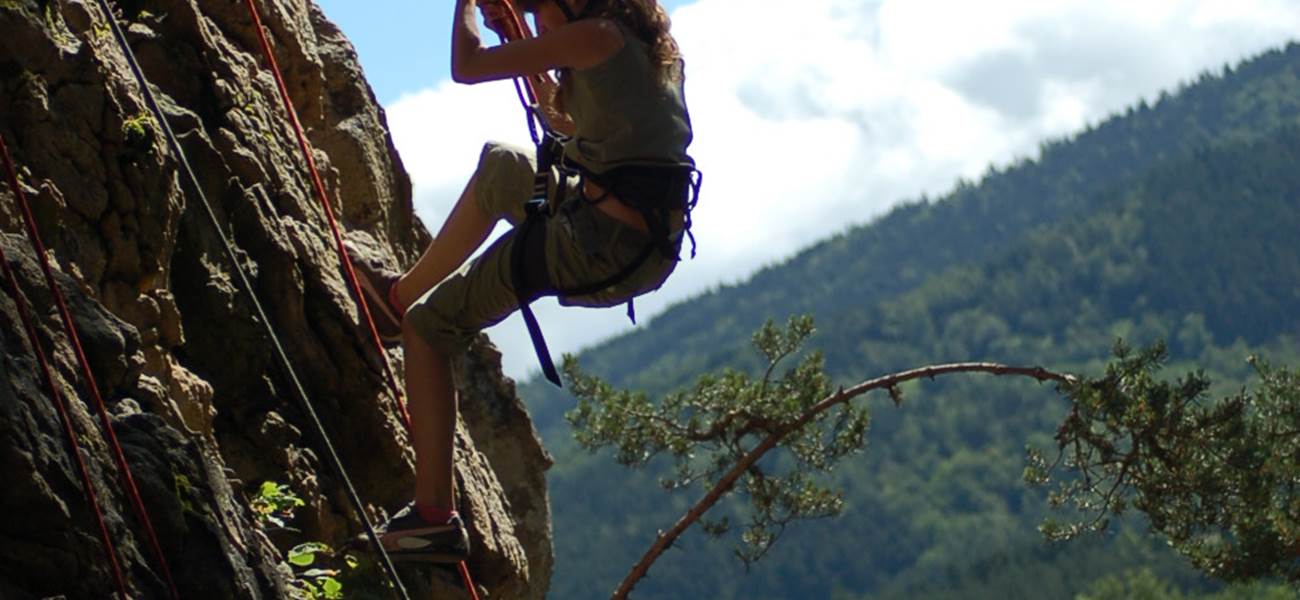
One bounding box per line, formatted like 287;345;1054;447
1;1;552;598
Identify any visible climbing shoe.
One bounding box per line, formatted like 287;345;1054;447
375;503;470;563
342;240;404;344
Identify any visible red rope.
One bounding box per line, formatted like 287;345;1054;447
240;0;411;431
458;560;482;600
0;134;131;600
1;135;178;598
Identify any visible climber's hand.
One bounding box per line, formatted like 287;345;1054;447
479;0;511;35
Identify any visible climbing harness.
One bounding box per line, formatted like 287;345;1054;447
90;0;415;597
490;0;702;387
1;134;134;600
240;1;481;596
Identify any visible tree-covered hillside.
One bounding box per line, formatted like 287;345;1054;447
523;43;1300;599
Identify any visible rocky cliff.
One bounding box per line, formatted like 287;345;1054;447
0;0;552;598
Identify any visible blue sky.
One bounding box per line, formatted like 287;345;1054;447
312;0;1298;380
316;0;692;104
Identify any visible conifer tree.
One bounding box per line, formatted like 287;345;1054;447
563;316;1300;599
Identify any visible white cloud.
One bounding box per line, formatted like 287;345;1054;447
385;0;1299;380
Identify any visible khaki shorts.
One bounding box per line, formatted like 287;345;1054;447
405;141;677;354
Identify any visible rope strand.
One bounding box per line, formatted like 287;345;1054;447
0;134;132;600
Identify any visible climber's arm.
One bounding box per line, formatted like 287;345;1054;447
451;0;623;84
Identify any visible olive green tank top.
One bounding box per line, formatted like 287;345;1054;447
561;22;694;174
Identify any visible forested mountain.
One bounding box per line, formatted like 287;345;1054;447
522;43;1300;599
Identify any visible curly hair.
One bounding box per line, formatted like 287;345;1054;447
589;0;681;83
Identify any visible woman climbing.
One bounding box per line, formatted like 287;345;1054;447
350;0;697;561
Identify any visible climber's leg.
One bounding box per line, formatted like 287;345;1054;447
405;321;457;512
371;317;469;562
394;141;536;307
393;175;496;308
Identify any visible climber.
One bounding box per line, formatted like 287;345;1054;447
348;0;697;561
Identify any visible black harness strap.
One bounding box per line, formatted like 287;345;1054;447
510;158;700;387
510;199;563;386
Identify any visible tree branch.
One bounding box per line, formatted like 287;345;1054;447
611;362;1075;599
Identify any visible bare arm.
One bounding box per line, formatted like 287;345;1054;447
451;0;623;84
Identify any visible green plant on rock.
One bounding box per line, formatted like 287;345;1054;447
121;111;157;151
250;480;305;529
90;19;110;42
287;542;356;600
172;473;197;516
248;481;358;599
42;2;74;46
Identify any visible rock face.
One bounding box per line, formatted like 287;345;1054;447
0;1;553;598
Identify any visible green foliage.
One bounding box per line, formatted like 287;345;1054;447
564;320;1300;596
90;19;110;42
42;2;74;46
288;542;331;567
1033;349;1300;583
289;543;349;600
248;482;356;599
1078;569;1298;600
566;315;866;564
250;480;305;529
172;473;197;516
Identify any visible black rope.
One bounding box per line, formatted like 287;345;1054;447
89;1;411;597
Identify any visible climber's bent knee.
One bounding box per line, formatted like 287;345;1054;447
404;228;525;356
474;141;536;225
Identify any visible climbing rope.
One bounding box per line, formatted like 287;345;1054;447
0;129;181;599
477;0;551;155
238;2;483;597
89;0;412;598
488;3;546;141
0;134;132;600
238;0;411;430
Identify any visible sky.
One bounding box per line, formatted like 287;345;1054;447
314;0;1299;380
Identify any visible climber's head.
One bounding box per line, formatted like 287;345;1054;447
510;0;591;34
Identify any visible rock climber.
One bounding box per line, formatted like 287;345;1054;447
350;0;696;561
